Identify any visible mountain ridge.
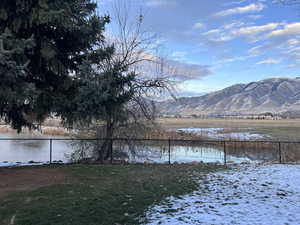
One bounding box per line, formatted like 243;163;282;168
159;77;300;116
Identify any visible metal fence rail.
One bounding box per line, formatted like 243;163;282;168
0;138;300;165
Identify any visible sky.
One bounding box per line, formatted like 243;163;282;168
97;0;300;96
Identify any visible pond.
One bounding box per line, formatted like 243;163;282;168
0;133;275;167
0;133;73;166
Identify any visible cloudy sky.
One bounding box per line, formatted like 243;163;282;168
98;0;300;96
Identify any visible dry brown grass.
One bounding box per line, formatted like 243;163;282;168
145;124;300;163
0;126;16;134
0;125;70;136
41;127;70;136
0;167;70;199
158;118;300;129
145;130;206;140
157;118;300;141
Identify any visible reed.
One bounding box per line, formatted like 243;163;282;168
0;125;70;136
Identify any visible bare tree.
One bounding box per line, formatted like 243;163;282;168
71;1;174;162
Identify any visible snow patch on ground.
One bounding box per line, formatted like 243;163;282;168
143;164;300;225
0;162;47;167
0;161;64;167
178;128;267;140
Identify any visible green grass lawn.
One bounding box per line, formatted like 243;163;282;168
0;164;225;225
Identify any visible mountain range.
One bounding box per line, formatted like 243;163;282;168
158;77;300;116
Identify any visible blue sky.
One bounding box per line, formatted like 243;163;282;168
98;0;300;96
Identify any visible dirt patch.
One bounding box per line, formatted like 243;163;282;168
0;167;70;199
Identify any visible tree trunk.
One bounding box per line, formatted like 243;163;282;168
96;118;114;162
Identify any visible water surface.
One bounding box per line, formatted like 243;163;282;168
0;133;270;166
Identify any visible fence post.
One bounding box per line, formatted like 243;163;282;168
110;138;113;164
49;139;53;165
168;138;171;164
278;142;282;164
223;141;227;165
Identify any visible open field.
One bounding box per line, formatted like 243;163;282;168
2;118;300;140
158;118;300;141
158;118;300;129
0;164;225;225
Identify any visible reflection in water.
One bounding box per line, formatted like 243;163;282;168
0;133;278;165
124;145;253;164
11;140;45;148
0;133;73;164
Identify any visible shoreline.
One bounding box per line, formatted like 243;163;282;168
0;125;70;137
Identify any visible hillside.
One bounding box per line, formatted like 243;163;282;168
159;77;300;116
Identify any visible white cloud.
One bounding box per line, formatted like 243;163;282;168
248;45;264;56
238;22;300;63
232;23;279;39
216;55;254;64
193;22;205;30
145;0;164;7
165;60;213;80
284;46;300;54
204;23;279;42
137;54;213;81
145;0;177;7
266;22;300;38
215;3;265;17
287;64;300;68
223;0;248;6
134;57;213;82
287;39;300;46
283;47;300;67
171;51;187;58
221;21;245;30
244;23;300;65
256;59;281;65
203;29;221;35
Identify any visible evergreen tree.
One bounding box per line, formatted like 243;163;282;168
0;0;110;131
0;29;35;131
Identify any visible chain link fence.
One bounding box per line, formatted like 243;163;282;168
0;138;300;166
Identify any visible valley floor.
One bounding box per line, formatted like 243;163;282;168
143;164;300;225
158;118;300;129
158;118;300;140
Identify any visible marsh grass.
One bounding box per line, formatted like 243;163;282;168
112;138;300;163
0;125;69;136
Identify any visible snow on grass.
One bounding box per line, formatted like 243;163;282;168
0;161;64;167
0;161;47;167
143;164;300;225
177;128;267;140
